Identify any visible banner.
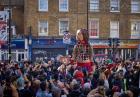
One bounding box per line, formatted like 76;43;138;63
0;11;8;42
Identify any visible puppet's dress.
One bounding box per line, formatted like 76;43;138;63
73;41;93;73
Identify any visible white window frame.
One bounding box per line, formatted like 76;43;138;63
110;21;119;38
89;18;99;38
110;0;120;12
90;0;99;12
131;0;140;13
6;26;16;36
38;0;48;12
131;20;140;39
59;18;69;36
59;0;69;12
17;51;25;62
38;21;48;36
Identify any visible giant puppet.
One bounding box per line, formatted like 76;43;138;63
72;29;94;73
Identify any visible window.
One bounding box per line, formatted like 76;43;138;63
38;21;48;36
110;21;119;38
110;0;120;12
18;52;25;62
59;0;69;12
38;0;48;11
59;19;69;35
131;0;140;13
89;19;99;38
131;20;140;39
6;26;16;36
90;0;99;12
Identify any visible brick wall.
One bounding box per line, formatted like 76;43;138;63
0;5;24;35
12;7;24;35
24;0;140;39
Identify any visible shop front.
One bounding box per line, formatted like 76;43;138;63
0;39;27;62
32;38;75;62
90;39;140;60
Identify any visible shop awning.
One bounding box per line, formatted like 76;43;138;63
1;39;25;49
119;45;138;49
93;45;138;49
93;45;109;48
32;39;66;48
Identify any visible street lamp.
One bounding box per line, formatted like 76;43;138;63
28;26;32;62
28;36;32;62
8;0;11;63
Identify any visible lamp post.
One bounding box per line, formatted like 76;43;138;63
8;0;11;63
28;36;32;62
28;26;32;62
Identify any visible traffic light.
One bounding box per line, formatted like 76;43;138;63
108;38;112;47
115;38;120;47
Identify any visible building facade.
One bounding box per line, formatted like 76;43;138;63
0;0;140;61
0;0;27;62
0;0;24;36
24;0;140;60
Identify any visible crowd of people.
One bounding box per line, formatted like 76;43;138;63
0;56;140;97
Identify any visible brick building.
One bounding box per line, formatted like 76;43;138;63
0;0;27;61
0;0;24;36
24;0;140;60
0;0;140;61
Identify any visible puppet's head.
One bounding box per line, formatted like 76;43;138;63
76;29;89;43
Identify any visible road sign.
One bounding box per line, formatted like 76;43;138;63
63;32;71;44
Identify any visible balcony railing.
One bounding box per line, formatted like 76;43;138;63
0;0;24;6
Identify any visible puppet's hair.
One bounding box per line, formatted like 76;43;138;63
77;28;89;42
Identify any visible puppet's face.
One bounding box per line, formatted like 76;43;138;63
76;29;83;41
